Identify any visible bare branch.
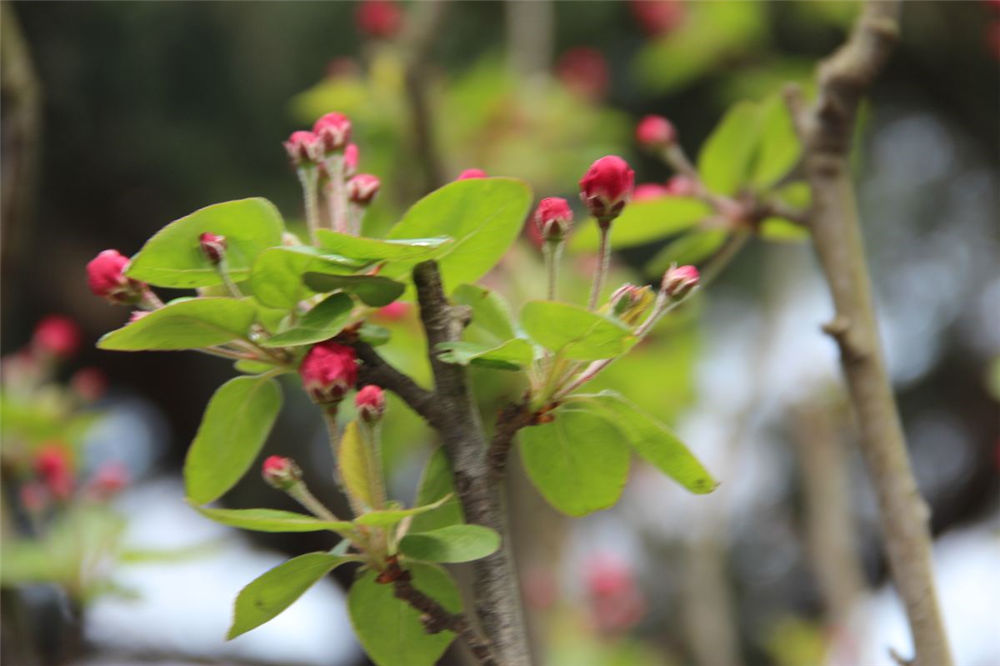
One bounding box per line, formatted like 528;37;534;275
352;340;443;427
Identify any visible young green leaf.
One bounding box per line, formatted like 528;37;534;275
98;298;257;351
752;94;801;188
353;495;451;527
358;323;391;346
126;198;285;288
386;178;533;292
759;217;809;243
184;376;283;504
569;198;711;252
644;230;728;276
518;408;630;516
228;552;356;639
250;246;365;309
698;101;762;196
349;564;460;666
451;284;517;342
409;448;464;533
315;230;452;262
435;339;534;370
399;525;500;563
194;506;355;533
302;273;406;307
520;301;634;361
338;421;377;511
261;293;354;347
233;359;281;375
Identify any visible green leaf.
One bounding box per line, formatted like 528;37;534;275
233;359;281;375
520;301;634;361
386;178;532;292
399;525;500;563
229;552;356;639
303;273;406;307
435;339;534;370
568;198;711;252
569;391;717;494
358;323;391;346
339;421;377;511
98;298;256;351
518;408;630;516
315;230;452;262
194;506;355;533
184;376;283;504
759;218;809;243
644;230;729;276
353;495;451;527
409;448;464;533
250;246;364;309
752;95;801;188
451;284;516;342
773;181;812;209
349;564;460;666
698;101;762;196
261;293;354;347
126;198;285;288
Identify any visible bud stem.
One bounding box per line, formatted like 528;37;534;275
358;420;387;511
542;239;563;301
215;258;244;299
587;221;612;310
297;166;321;245
324;154;349;234
286;481;340;522
139;288;164;310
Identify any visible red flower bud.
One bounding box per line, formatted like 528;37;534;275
283;130;323;166
356;0;404;39
533;197;574;242
556;47;610;101
71;367;107;402
343;143;360;178
663;175;699;197
633;183;670;201
347;174;381;205
90;462;129;498
32;315;81;359
199;232;227;265
355;385;386;423
457;169;487;180
34;443;73;500
299;341;358;404
584;554;646;635
87;249;146;304
313;112;352;153
629;0;685;37
261;455;302;490
374;301;409;322
661;264;699;300
635;114;676;150
579;155;635;223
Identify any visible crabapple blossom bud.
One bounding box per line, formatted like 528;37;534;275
262;455;302;490
355;385;386;423
457;169;487;180
90;462;129;498
609;283;654;325
584;554;646;635
347;174;381;205
633;183;670;201
533;197;574;242
299;340;358;404
356;0;404;39
629;0;685;37
283;130;323;166
375;301;409;322
556;47;610;101
313;112;352;153
87;250;146;304
663;175;698;197
34;444;73;500
661;264;699;300
199;232;227;265
343;143;360;178
635;114;676;150
32;315;81;359
579;155;635;224
71;367;107;402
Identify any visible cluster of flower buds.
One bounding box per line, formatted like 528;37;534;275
87;250;148;305
261;455;302;491
347;174;381;206
313;112;352;154
299;340;358;405
284;112;353;169
579;155;635;224
355;385;386;423
283;130;324;167
661;264;700;301
532;197;574;243
198;232;227;265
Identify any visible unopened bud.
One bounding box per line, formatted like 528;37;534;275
32;315;81;359
347;174;381;205
579;156;635;224
609;284;655;325
284;130;323;167
661;264;699;301
34;443;74;500
71;367;107;402
664;175;698;197
635;114;676;151
343;143;360;178
199;232;227;265
355;385;386;423
457;169;487;180
262;455;302;490
87;249;147;305
356;0;404;39
533;197;574;243
633;183;670;201
299;341;358;404
313;112;352;153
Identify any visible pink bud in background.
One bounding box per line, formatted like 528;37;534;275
198;232;227;265
87;249;146;304
71;367;108;402
343;143;360;178
584;554;646;636
556;47;610;101
355;385;386;423
457;169;487;180
261;455;302;490
32;315;81;359
579;155;635;222
663;175;699;197
633;183;670;201
313;112;352;153
19;481;49;513
356;0;404;39
635;114;676;150
629;0;685;37
90;462;129;499
299;341;358;404
374;301;409;322
283;130;323;166
347;174;381;205
661;264;700;300
533;197;574;242
34;444;74;500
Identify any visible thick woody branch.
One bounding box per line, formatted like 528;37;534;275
487;400;535;481
791;2;953;664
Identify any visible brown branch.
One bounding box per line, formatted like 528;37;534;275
412;260;531;665
351;340;444;427
487;400;534;481
790;2;953;664
401;0;448;193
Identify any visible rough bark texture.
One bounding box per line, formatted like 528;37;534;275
788;2;953;664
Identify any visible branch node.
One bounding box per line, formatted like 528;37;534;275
821;315;868;363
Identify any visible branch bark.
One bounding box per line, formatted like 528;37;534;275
412;260;531;666
788;2;953;664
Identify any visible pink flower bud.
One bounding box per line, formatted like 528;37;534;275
34;443;74;500
343;143;360;178
199;232;227;265
283;130;323;166
629;0;685;37
584;554;646;636
313;112;352;153
532;197;574;242
299;341;358;404
663;175;699;197
90;462;129;499
661;264;699;300
635;114;676;150
356;0;404;39
347;174;381;205
556;47;610;101
71;367;107;402
374;301;409;322
261;455;302;490
87;249;146;304
355;385;386;423
633;183;670;201
457;169;487;180
32;315;81;359
579;155;635;223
